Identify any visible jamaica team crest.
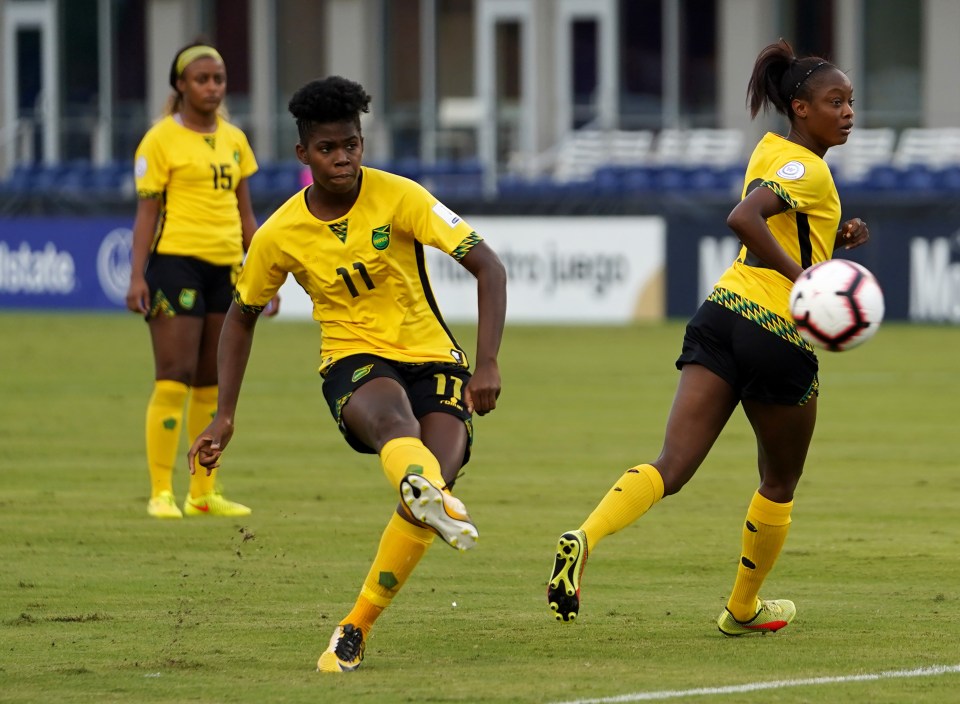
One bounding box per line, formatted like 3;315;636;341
179;288;197;310
371;224;391;250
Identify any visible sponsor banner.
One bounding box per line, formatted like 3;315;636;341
278;216;666;323
4;211;956;323
0;218;132;310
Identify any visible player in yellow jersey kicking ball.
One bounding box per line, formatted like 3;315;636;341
548;39;871;636
127;42;278;519
188;75;507;672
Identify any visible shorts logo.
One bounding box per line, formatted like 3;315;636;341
372;225;391;250
179;289;197;310
776;161;805;180
150;290;176;318
351;364;374;382
335;393;351;419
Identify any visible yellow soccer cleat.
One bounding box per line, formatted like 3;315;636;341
183;491;252;517
548;529;588;623
399;474;478;551
717;599;796;636
147;491;183;519
317;624;365;673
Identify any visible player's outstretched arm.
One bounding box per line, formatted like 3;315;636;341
187;303;260;474
459;241;507;416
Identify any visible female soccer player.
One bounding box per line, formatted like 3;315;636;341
547;39;871;635
126;42;275;519
187;76;507;671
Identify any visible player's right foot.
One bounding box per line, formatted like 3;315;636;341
399;474;478;551
717;599;796;636
183;491;252;517
317;623;365;673
147;491;183;519
548;529;588;623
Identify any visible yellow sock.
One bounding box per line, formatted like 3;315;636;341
726;491;793;621
379;437;445;490
145;380;188;498
186;385;218;498
580;464;665;551
341;512;436;635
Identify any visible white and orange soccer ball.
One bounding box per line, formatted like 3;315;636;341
788;259;885;352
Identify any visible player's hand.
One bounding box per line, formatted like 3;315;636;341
464;361;501;416
262;294;282;317
187;418;235;476
125;276;150;314
837;218;869;250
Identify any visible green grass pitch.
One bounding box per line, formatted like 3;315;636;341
1;312;958;703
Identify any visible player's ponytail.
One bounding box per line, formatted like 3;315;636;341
747;38;831;120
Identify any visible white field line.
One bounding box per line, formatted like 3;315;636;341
548;664;960;704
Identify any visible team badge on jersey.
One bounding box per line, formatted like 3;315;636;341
233;150;240;163
776;161;805;180
179;288;197;310
372;225;391;250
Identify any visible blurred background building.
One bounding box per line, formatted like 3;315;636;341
1;0;959;202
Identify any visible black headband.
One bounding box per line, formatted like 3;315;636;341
788;61;828;101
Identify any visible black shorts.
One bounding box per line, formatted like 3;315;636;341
676;299;819;405
321;353;474;462
144;254;239;319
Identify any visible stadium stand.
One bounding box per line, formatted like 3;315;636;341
651;128;745;168
824;127;897;184
891;127;960;169
3;126;960;209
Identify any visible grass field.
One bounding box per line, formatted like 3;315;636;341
1;312;958;704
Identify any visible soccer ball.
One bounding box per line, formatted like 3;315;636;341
788;259;885;352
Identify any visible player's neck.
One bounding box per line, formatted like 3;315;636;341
306;171;362;221
175;109;218;134
786;128;826;158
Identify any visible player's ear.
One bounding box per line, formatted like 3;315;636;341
295;142;308;165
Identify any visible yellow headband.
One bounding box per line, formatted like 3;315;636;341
175;45;224;77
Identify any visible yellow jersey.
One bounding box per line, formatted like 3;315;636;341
134;115;258;266
236;167;482;372
715;132;841;319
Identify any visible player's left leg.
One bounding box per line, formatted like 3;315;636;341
182;302;251;518
549;364;738;623
145;314;202;518
319;375;471;673
718;396;815;635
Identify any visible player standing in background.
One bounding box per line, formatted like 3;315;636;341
547;39;871;635
126;42;276;519
187;75;507;672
